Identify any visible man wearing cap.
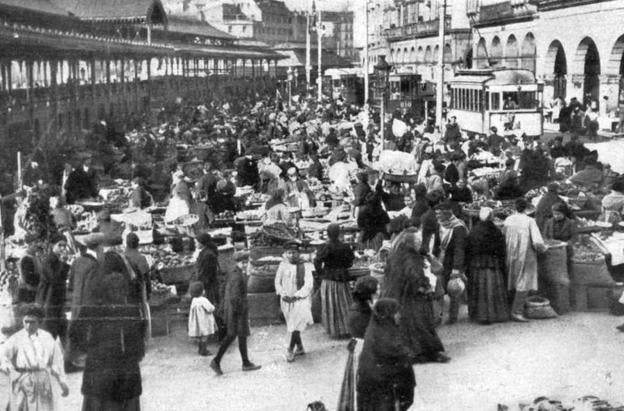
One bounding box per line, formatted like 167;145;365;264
210;250;261;376
275;241;314;362
487;126;505;156
1;304;70;410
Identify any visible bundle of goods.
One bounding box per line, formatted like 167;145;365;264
246;193;270;206
463;198;520;219
98;184;132;212
236;209;265;222
375;150;419;182
214;210;236;222
499;395;624;411
247;262;279;293
576;217;612;233
140;244;195;269
248;223;300;247
571;235;604;262
301;207;329;219
569;235;614;287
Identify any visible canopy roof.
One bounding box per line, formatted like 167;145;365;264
452;68;537;86
166;15;233;40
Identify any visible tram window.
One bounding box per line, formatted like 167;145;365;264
491;92;500;110
400;78;410;94
478;90;483;111
485;92;490;110
469;89;474;111
518;91;537;109
502;92;519;110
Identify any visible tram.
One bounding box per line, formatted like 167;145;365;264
447;68;544;137
323;68;364;105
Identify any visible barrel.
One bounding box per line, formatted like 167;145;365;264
538;240;569;285
247;269;276;293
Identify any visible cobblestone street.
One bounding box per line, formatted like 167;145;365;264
4;309;624;410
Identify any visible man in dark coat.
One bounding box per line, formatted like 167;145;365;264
234;155;260;187
410;184;430;227
65;158;98;204
67;235;102;371
210;251;261;376
444;116;462;149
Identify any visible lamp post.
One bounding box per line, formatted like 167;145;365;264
374;55;392;150
287;67;293;109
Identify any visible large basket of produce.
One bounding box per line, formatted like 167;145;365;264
382;173;419;183
158;264;195;284
570;254;615;287
538;240;569;285
525;296;557;319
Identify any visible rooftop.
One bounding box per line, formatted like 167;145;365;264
52;0;168;24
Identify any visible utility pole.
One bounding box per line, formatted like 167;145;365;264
436;0;447;130
364;0;369;106
317;5;323;102
306;8;311;87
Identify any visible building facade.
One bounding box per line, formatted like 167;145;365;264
468;0;624;112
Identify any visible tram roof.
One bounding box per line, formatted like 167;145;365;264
452;68;537;86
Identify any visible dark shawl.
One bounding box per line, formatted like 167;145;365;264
314;240;355;282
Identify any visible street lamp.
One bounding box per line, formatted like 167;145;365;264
287;67;293;109
374;55;392;150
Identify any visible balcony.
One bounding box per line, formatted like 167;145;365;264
472;1;537;27
536;0;609;11
384;17;451;41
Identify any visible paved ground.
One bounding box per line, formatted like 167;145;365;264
3;306;624;411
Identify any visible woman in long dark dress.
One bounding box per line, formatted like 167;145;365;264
315;223;355;338
357;191;389;251
36;241;70;340
466;207;509;324
383;229;450;363
78;271;145;411
337;276;379;411
357;298;415;411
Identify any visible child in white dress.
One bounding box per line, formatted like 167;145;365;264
188;281;216;356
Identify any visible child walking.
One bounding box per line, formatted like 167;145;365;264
188;281;216;356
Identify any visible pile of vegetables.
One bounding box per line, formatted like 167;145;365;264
249;222;299;247
140;244;195;269
571;235;603;262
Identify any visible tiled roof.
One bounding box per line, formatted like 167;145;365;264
52;0;167;23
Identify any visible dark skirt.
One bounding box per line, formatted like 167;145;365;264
320;280;353;338
400;294;445;360
82;396;140;411
467;256;509;324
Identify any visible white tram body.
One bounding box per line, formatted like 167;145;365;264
448;68;544;137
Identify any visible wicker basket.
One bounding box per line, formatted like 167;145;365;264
538;240;569;285
525;296;558;319
570;255;615;287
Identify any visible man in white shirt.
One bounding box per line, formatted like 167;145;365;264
1;305;69;410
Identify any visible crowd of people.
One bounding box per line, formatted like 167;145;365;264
1;83;622;411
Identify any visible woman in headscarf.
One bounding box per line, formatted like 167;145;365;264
336;276;379;411
79;272;145;411
433;202;469;325
315;224;355;338
357;298;415;411
357;191;390;251
383;229;449;364
466;207;509;324
264;188;292;226
194;233;221;311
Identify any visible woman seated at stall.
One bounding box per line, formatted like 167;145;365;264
543;203;577;243
264;188;292;226
129;177;153;209
284;167;316;209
